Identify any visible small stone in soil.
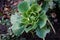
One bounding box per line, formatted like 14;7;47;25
51;12;57;18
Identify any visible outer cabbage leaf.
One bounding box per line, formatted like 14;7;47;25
31;4;41;13
18;1;29;13
12;23;24;36
35;26;50;39
39;13;47;28
10;13;21;24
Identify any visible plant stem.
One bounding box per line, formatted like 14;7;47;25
47;19;56;34
43;38;45;40
30;31;34;37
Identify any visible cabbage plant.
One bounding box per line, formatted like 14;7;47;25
10;0;56;40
